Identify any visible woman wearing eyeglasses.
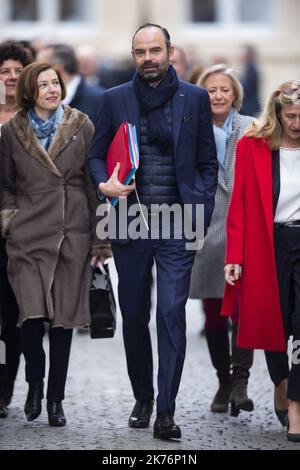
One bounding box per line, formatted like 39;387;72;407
222;80;300;441
1;62;111;426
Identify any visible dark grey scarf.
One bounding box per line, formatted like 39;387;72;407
133;65;179;153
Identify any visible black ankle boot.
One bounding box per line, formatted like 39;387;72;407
0;404;8;418
230;380;254;416
205;329;231;412
24;381;44;422
47;400;66;427
211;381;231;413
230;324;254;416
0;377;15;408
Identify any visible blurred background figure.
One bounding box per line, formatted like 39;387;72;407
15;40;36;62
98;57;136;89
0;41;31;419
76;44;102;87
188;64;205;85
189;64;254;417
30;37;50;56
37;44;104;124
239;45;261;117
170;45;189;80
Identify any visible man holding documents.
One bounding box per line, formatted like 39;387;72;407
89;23;217;440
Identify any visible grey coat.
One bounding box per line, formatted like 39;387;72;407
189;110;253;299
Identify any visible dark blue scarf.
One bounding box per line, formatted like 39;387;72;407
133;65;179;153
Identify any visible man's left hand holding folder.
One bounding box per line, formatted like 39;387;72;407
99;162;136;200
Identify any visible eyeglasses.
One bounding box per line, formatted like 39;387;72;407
279;83;300;96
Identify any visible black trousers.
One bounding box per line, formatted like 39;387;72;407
265;225;300;400
22;319;73;402
112;234;195;414
0;236;21;403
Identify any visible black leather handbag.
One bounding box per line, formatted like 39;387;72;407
90;264;116;339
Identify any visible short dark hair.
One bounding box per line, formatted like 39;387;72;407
44;44;79;75
16;62;66;111
16;40;37;61
132;23;171;50
0;41;31;68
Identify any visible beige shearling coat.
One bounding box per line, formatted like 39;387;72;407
0;105;110;328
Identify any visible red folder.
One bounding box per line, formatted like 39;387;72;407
106;122;132;183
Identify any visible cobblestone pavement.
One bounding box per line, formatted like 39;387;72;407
0;261;297;451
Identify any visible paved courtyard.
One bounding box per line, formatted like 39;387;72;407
0;261;297;451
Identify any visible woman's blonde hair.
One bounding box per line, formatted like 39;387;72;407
245;80;300;149
198;63;244;112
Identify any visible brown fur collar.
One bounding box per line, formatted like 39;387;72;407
9;106;89;177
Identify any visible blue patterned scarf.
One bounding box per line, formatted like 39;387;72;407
28;105;64;150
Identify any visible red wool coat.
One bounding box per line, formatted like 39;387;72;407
221;136;286;351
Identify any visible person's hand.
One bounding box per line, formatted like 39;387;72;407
99;162;135;199
224;264;241;286
90;255;108;267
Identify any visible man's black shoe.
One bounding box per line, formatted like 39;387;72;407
153;412;181;440
47;401;66;427
128;400;154;428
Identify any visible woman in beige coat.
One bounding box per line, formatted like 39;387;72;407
1;62;111;426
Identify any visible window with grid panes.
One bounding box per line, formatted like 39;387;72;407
191;0;273;24
59;0;89;21
191;0;216;22
8;0;91;22
238;0;272;22
9;0;38;21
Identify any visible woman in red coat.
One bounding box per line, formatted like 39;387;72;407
222;80;300;442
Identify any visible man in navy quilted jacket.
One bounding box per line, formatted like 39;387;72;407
89;23;217;440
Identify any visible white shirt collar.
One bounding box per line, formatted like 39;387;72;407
62;74;82;105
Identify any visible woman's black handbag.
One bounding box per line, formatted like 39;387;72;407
90;264;116;338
